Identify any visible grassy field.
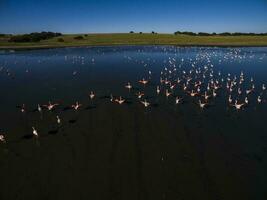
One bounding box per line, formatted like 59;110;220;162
1;33;267;49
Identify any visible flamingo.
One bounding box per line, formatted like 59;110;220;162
43;101;58;111
136;91;144;99
245;97;249;104
0;134;6;143
115;96;125;104
199;100;208;109
138;78;148;86
233;100;245;110
32;127;38;137
156;86;160;94
175;97;182;104
188;90;198;97
228;95;233;104
37;104;42;112
56;115;61;124
89;91;95;100
110;94;114;102
125;82;132;90
165;89;171;97
257;96;262;103
140;99;150;107
72;102;82;110
262;84;266;91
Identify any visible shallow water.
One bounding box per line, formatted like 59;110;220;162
0;46;267;200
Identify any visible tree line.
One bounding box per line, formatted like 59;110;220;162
8;32;62;42
174;31;267;36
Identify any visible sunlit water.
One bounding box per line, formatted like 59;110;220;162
0;46;267;200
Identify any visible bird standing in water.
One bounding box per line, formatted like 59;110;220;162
0;134;6;143
32;127;38;137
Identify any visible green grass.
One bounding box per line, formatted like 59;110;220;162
1;33;267;49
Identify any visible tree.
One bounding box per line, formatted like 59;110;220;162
198;32;211;36
129;31;134;33
8;32;62;43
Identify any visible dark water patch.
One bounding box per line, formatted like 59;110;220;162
48;129;59;135
68;119;77;124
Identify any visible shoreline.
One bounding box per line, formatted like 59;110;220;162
1;43;267;51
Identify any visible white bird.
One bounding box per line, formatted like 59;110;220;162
203;91;210;100
188;90;198;97
238;88;242;95
89;91;95;100
115;96;125;104
140;99;150;107
72;102;82;110
56;115;61;124
233;100;244;110
165;89;171;97
125;82;132;90
136;91;144;99
20;104;26;113
199;100;208;109
262;84;266;91
43;101;58;111
175;97;182;104
0;134;6;143
257;96;262;103
246;89;253;95
37;104;42;112
228;95;233;104
245;97;249;104
212;90;217;98
139;78;148;85
32;127;38;137
156;86;160;94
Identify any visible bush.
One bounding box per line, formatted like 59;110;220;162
74;36;84;40
174;31;197;36
218;32;232;36
198;32;211;36
129;31;134;34
8;32;62;42
57;38;64;42
84;34;88;37
139;32;143;34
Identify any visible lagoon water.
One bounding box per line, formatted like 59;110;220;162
0;46;267;200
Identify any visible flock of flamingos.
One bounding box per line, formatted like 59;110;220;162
0;47;266;143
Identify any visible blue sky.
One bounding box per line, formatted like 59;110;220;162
0;0;267;34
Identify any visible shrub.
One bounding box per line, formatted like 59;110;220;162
8;32;62;42
57;38;64;42
74;36;84;40
198;32;211;36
